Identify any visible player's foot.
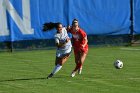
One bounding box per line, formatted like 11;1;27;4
71;71;76;77
47;73;53;79
78;68;82;74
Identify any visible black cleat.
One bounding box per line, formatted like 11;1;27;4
47;73;54;79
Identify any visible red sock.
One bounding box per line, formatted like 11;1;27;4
79;65;82;69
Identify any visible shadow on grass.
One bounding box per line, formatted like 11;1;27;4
0;76;65;82
0;77;47;82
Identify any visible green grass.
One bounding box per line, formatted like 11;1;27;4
0;46;140;93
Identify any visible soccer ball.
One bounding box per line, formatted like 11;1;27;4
114;60;123;69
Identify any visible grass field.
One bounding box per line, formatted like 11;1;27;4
0;46;140;93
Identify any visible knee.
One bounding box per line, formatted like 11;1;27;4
58;63;63;66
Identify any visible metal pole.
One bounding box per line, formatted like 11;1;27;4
10;41;13;52
130;0;134;44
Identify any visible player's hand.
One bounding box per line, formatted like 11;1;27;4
66;25;71;31
81;44;85;48
66;38;70;43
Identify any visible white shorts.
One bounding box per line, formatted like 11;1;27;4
56;47;72;58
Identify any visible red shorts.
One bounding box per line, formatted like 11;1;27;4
73;46;88;55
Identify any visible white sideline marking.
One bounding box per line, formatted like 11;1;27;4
129;78;140;80
67;81;72;82
120;48;140;51
87;55;113;58
66;78;140;91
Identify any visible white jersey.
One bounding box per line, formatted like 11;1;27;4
54;28;72;51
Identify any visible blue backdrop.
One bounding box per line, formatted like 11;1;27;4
0;0;139;42
134;0;140;34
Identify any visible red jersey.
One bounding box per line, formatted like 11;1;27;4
69;28;88;52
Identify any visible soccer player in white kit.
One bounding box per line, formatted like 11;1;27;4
47;23;72;79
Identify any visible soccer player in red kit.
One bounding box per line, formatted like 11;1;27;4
68;19;88;77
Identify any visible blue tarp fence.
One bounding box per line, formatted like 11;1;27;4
0;0;140;48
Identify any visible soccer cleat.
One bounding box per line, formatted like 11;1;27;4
47;73;53;79
71;71;76;77
78;68;82;74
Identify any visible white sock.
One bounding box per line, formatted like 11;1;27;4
52;64;62;75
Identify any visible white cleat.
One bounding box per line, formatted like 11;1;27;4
78;68;82;74
71;71;76;77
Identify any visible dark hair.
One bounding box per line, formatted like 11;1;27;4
42;22;62;31
55;22;62;28
72;19;78;25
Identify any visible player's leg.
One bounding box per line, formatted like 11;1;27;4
47;57;62;79
71;50;81;77
78;52;87;74
59;54;70;65
71;48;88;77
78;48;88;74
73;53;81;71
52;57;63;74
47;50;71;79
